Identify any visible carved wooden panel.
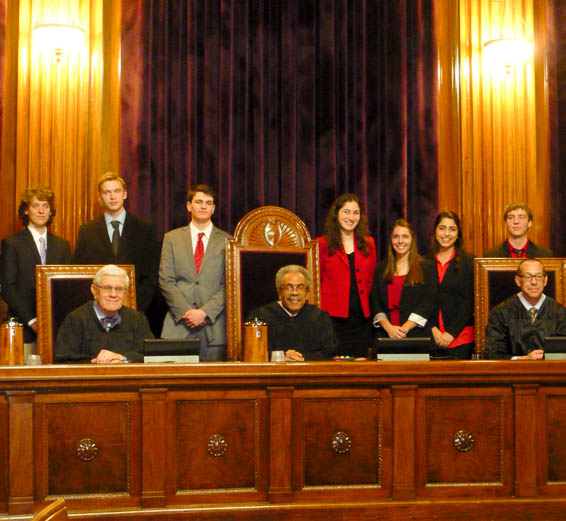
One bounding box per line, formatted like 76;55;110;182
291;389;391;500
37;401;136;497
538;388;566;494
416;387;513;497
173;395;267;498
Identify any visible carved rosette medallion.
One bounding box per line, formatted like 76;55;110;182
453;430;474;452
207;434;228;457
76;438;99;462
331;431;352;454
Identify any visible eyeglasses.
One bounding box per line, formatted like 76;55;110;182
281;284;308;292
94;284;127;293
518;273;546;281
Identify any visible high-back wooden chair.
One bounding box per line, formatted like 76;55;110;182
225;206;320;360
32;499;68;521
36;265;137;364
474;258;565;353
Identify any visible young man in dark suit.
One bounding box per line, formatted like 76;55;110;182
159;184;231;361
74;173;160;315
0;187;71;353
483;202;553;258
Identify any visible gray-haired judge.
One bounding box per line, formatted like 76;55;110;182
248;265;337;361
54;265;153;364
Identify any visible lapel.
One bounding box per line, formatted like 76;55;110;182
335;246;349;269
95;216;115;257
45;232;58;263
22;229;42;264
199;225;219;276
181;225;196;275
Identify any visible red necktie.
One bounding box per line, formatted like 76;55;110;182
194;232;205;274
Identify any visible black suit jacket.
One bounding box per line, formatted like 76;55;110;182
74;213;160;312
429;251;475;338
483;240;553;258
370;259;437;336
0;228;71;342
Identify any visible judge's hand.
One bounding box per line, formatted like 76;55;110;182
285;349;304;361
31;322;38;334
432;327;454;348
91;349;125;364
519;349;544;360
184;309;207;328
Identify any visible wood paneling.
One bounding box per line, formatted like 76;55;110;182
436;0;551;255
3;362;566;520
0;0;121;250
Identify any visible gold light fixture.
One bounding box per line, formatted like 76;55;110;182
482;0;533;72
483;38;533;71
33;22;85;61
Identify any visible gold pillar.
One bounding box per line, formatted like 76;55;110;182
436;0;550;256
0;0;120;249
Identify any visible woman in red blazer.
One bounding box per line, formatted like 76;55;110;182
317;193;376;358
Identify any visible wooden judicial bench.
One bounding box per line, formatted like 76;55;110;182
1;362;566;521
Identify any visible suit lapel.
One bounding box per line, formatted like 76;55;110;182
22;229;42;264
45;232;59;263
181;226;196;275
335;247;349;269
95;216;114;257
198;226;220;276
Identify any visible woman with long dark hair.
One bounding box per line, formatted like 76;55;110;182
370;218;436;338
317;193;376;358
427;211;475;359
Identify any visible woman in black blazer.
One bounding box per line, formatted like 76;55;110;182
370;219;436;339
427;211;475;359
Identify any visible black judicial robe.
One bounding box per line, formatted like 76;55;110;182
484;295;566;359
248;302;337;360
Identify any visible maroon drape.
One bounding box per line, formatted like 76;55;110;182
121;0;438;257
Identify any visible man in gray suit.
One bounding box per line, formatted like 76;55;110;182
159;185;231;361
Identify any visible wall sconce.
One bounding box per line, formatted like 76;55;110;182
33;22;85;61
483;37;534;71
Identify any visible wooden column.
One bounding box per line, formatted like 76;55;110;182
435;0;551;256
267;387;294;503
392;385;417;499
140;388;167;508
0;0;121;250
513;384;539;497
7;391;34;515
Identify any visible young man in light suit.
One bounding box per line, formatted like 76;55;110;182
159;185;231;361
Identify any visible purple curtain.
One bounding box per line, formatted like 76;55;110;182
120;0;438;257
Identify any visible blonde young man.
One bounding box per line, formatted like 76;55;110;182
74;172;160;313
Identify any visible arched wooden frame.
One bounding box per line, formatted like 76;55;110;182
474;258;565;353
36;265;137;364
226;206;320;361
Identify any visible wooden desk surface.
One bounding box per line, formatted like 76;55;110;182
1;361;566;521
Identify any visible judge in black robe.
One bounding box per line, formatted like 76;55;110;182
485;295;566;359
248;301;337;361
